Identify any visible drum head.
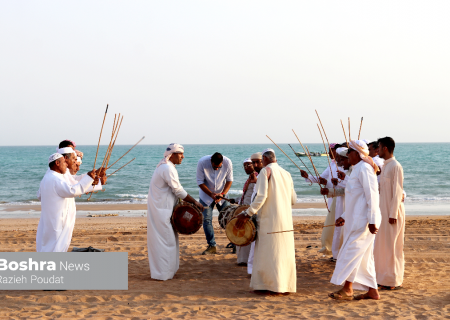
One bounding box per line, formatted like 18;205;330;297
218;204;237;229
231;205;249;220
172;203;203;235
225;217;256;247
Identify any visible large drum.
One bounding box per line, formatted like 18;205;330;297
171;202;203;235
225;215;257;246
218;205;250;229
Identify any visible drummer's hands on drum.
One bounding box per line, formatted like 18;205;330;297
194;201;205;212
235;211;250;229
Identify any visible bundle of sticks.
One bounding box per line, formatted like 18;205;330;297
87;104;145;200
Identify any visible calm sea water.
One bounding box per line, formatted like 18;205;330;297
0;143;449;215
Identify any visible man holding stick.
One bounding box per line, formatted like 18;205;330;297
36;153;97;252
374;137;406;291
329;140;381;300
147;143;204;281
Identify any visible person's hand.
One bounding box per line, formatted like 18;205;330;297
100;175;107;185
235;212;250;229
377;169;381;176
87;169;97;180
320;188;329;196
300;170;308;179
195;201;205;212
212;193;221;203
331;178;339;186
319;177;328;185
389;218;397;224
249;172;258;183
337;171;346;180
368;224;378;234
402;194;405;202
335;217;345;227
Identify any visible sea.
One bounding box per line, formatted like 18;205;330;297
0;143;449;217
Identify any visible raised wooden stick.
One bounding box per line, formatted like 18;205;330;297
100;114;118;170
288;144;315;178
315;109;337;168
323;224;335;228
267;230;294;234
305;145;330;212
340;120;349;147
292;129;320;178
317;124;337;191
266;135;302;171
93;104;108;170
348;117;351;141
107;136;145;170
105;115;123;169
107;158;136;178
358;117;363;140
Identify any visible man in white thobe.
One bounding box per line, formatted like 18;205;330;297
300;143;340;256
147;144;204;281
235;149;297;296
232;158;258;265
36;153;96;252
320;147;352;261
329;140;382;300
374;137;406;290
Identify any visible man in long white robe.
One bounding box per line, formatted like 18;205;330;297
235;149;297;295
233;158;258;265
329;140;382;300
374;137;405;290
147;143;204;281
36;153;96;252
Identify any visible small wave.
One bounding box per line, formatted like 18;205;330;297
116;194;148;199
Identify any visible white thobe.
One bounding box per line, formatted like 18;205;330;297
374;157;405;287
36;170;93;252
330;161;381;291
247;163;297;293
236;182;256;264
147;161;188;281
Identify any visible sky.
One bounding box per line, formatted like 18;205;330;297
0;1;449;146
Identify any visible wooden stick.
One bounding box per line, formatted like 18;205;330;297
266;135;302;171
340;120;349;147
315;109;337;169
304;146;320;177
267;230;294;234
105;115;123;169
100;114;118;169
292;129;320;178
358;117;363;140
93;104;108;170
107;136;145;170
107;158;136;178
317;124;337;191
288;144;315;178
348;117;351;141
323;224;335;228
304;145;330;212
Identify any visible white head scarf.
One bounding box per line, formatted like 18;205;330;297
76;157;82;164
243;158;252;164
349;140;379;173
48;153;63;164
262;148;275;155
57;147;76;156
336;147;348;158
157;143;184;167
250;152;262;160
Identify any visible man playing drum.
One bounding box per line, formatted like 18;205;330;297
197;152;233;255
231;158;258;265
147;143;204;281
235;149;297;296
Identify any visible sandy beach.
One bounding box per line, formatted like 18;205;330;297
1;212;450;319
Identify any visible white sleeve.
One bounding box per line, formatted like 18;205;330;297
162;166;188;200
55;175;94;198
360;165;381;225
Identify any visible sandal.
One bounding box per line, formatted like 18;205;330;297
328;289;354;300
379;285;403;291
354;292;381;300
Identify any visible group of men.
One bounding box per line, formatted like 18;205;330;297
36;140;106;252
298;137;405;300
146;137;405;300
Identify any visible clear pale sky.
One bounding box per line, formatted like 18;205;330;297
0;1;448;146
